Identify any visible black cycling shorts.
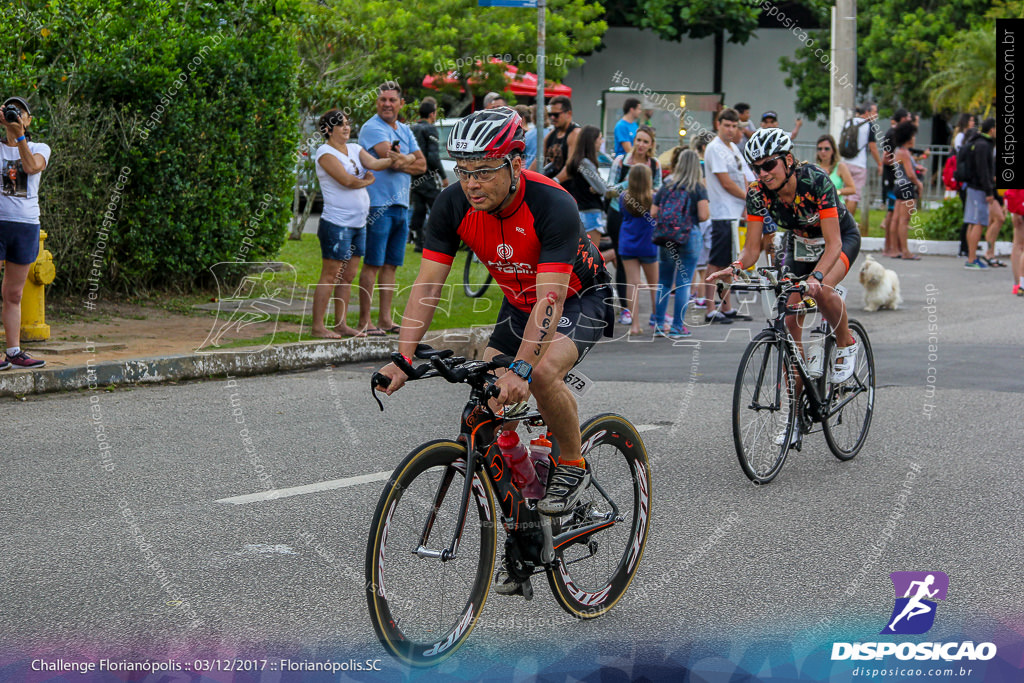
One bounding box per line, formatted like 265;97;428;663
781;212;862;278
488;285;614;366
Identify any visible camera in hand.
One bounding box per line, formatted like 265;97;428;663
3;105;21;123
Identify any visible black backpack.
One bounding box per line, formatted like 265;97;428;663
953;133;978;185
838;118;869;159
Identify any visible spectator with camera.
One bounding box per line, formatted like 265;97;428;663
0;97;49;369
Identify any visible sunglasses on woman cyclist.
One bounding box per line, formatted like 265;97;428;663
752;155;785;174
453;159;509;182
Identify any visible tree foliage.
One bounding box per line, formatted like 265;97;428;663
780;0;1000;119
2;0;301;294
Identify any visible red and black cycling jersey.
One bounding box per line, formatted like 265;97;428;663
423;170;608;312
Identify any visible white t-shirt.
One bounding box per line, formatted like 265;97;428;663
315;143;370;227
953;132;965;152
848;117;877;169
0;140;51;223
705;136;753;220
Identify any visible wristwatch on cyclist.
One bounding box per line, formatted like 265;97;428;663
508;359;533;383
811;270;825;282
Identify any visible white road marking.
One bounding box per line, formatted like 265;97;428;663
216;470;392;505
220;426;661;505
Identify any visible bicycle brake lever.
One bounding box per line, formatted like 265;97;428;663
370;372;389;412
392;351;428;379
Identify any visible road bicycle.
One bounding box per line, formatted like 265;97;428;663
366;347;651;665
462;247;492;298
723;267;875;483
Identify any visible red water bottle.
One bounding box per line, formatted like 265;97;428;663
497;430;543;499
529;435;553;494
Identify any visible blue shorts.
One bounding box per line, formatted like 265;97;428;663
580;209;607;235
620;253;657;264
963;188;990;226
364;205;410;267
0;220;40;265
317;218;365;262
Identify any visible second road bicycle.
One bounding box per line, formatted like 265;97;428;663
724;267;875;483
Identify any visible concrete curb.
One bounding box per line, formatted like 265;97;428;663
861;237;1014;257
0;326;494;398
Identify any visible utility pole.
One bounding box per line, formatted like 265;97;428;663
830;0;857;142
537;0;545;163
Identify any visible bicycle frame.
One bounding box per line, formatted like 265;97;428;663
734;271;867;422
417;386;620;571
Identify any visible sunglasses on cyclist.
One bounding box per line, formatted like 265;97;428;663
752;155;786;174
453;159;509;182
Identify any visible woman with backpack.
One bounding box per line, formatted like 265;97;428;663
617;164;659;335
650;150;709;339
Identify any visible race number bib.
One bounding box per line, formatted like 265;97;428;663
793;235;826;262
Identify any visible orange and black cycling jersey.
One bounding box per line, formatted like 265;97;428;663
745;163;856;237
423;170;609;312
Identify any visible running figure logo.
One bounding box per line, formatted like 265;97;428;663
881;571;949;635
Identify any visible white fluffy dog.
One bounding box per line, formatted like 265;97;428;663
858;255;902;312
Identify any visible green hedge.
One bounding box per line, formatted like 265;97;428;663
2;0;300;294
916;197;1013;242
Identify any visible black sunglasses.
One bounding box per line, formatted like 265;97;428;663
548;111;563;119
752;155;785;174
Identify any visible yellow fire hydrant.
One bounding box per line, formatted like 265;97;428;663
20;230;56;341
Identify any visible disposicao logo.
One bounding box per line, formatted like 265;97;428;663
831;571;997;662
881;571;948;635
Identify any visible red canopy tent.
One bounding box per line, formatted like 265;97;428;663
422;61;571;99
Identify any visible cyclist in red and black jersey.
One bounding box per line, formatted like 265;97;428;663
708;128;861;383
375;108;614;529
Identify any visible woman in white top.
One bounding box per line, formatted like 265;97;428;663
0;97;50;369
313;109;392;338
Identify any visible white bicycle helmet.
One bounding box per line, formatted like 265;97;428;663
743;127;794;166
447;107;526;160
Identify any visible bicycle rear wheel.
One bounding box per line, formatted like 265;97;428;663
733;331;797;483
365;440;497;666
546;414;652;619
823;319;875;460
463;250;492;298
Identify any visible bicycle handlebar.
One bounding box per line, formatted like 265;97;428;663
370;345;514;412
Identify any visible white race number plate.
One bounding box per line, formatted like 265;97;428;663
563;369;594;397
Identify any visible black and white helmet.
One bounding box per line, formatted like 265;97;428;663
447;107;525;160
743;127;793;166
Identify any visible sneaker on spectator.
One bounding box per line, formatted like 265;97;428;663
619;310;632;325
667;326;691;339
964;258;987;270
6;350;45;369
1014;284;1022;296
0;358;9;371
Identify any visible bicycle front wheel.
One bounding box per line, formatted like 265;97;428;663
547;414;652;619
823;319;875;460
365;440;497;666
733;331;797;483
462;250;492;298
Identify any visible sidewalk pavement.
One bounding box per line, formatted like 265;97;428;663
0;314;493;398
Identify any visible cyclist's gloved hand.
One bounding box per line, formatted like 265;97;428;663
375;362;409;396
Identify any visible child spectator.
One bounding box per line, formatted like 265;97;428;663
618;164;659;336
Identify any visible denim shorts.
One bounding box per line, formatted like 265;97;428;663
580;209;607;235
317;218;365;262
0;220;40;265
365;205;410;267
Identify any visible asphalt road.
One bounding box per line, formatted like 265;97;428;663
1;255;1021;681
